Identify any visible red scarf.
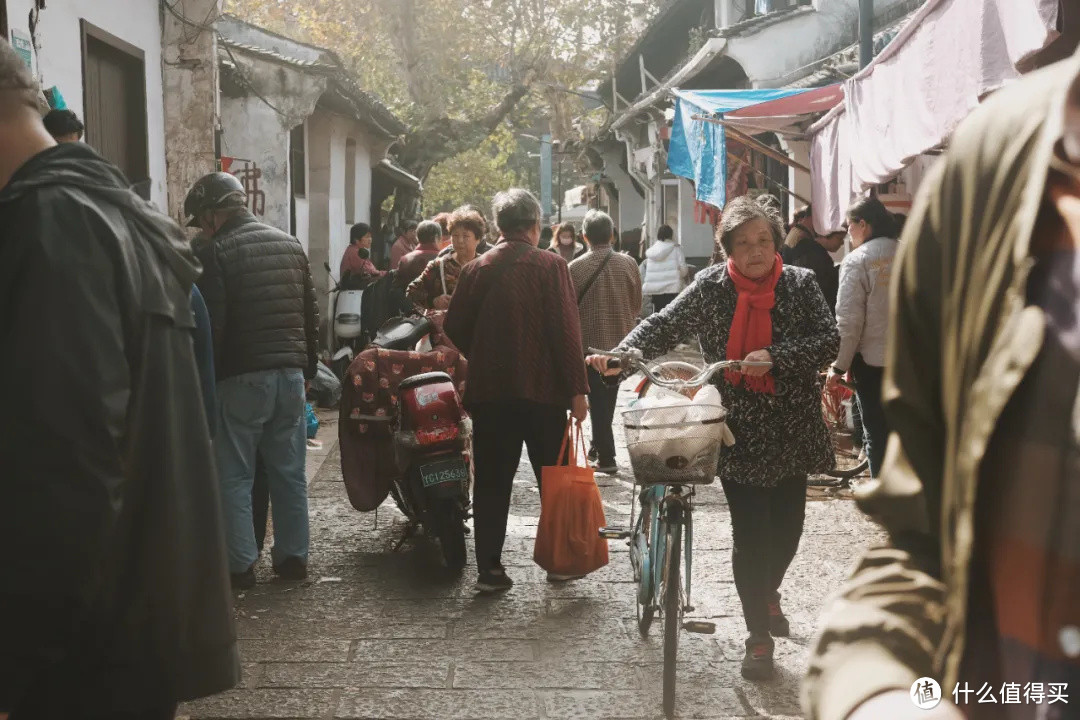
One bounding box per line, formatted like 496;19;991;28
725;254;782;394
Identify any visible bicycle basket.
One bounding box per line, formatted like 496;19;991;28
622;402;726;485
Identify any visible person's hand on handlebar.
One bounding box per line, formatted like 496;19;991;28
586;354;622;376
742;349;772;376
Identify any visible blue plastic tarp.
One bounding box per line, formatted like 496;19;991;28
667;88;810;210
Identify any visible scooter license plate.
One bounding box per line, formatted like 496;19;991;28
419;457;468;489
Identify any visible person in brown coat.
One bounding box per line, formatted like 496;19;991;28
445;188;589;593
396;220;441;288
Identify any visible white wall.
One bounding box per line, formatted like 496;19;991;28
726;0;914;87
219;94;293;233
306;108;382;337
678;178;714;263
8;0;168;208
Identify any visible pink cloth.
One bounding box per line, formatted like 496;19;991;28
811;0;1060;234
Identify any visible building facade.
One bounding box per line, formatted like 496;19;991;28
216;15;412;338
585;0;922;266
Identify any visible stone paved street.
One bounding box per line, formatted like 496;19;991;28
180;369;883;720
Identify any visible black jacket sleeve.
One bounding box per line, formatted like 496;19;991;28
194;239;227;376
0;199;130;710
301;252;320;380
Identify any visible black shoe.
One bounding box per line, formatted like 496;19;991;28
273;557;308;581
231;566;256;591
587;446;599;463
475;569;514;593
768;596;790;637
592;460;618;475
741;634;775;680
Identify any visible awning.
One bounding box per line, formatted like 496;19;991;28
810;0;1061;233
668;88;813;209
374;158;422;191
723;84;844;134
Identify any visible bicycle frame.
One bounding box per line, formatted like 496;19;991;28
632;483;695;615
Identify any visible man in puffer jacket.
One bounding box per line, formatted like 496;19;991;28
641;224;689;312
187;172;320;590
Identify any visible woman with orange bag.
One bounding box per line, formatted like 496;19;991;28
588;195;839;680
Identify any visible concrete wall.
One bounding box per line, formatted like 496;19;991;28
9;0;168;209
678;178;715;265
305;109;382;337
601;150;646;244
220;93;296;233
727;0;915;87
162;0;220;223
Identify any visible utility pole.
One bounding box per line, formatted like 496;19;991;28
540;133;553;224
859;0;874;69
556;153;563;223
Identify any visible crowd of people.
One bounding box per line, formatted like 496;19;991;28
3;29;1078;720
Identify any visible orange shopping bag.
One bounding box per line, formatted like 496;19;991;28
533;418;609;576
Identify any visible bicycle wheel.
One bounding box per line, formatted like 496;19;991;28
635;488;660;636
636;361;701;400
819;383;868;481
661;507;683;718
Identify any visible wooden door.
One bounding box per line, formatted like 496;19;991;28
82;22;148;188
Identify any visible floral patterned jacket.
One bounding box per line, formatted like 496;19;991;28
617;263;840;486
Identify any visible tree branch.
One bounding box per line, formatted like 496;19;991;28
376;0;431;112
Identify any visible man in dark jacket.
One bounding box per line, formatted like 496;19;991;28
186;172;320;589
396;219;441;287
783;212;842;311
0;39;239;719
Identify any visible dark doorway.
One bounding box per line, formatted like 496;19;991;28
81;21;149;190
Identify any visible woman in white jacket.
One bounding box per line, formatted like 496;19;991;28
827;196;899;479
641;225;688;312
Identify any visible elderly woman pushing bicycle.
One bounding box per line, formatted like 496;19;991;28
588;195;839;681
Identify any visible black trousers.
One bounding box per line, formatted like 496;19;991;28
471;400;568;574
586;366;619;465
652;293;678;312
721;475;807;636
851;354;888;478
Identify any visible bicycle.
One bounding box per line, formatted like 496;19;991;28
591;347;772;718
812;374;868;487
635;362;869;487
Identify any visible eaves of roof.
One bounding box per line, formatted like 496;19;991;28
217;26;406;139
783;4;921;89
609;0;708;82
713;5;812;38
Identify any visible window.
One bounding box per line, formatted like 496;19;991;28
345;138;357;223
661;181;680;238
290;123;306;198
81;21;148;192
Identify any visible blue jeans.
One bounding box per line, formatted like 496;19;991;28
215;368;308;573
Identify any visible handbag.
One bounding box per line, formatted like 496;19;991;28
533;419;610;576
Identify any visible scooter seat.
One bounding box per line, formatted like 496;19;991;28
398;371;453;391
372;316;433;350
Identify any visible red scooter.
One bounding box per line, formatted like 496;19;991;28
339;315;472;571
392;370;472;569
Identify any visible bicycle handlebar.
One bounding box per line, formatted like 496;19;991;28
587;347;772;389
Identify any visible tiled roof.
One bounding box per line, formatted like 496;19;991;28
217;16;406;137
785;7;919;88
